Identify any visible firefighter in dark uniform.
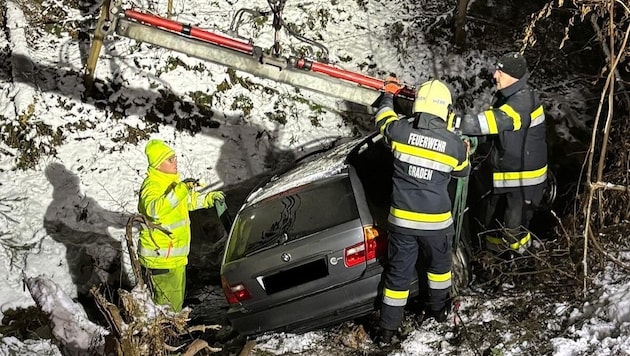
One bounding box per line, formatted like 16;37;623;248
459;52;547;255
376;79;470;344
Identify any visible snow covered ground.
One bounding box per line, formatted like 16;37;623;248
1;0;630;355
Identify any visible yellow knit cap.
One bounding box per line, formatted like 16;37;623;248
145;139;175;168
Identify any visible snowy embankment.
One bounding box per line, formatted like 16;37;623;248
1;0;630;355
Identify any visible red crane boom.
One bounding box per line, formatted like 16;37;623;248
95;3;416;111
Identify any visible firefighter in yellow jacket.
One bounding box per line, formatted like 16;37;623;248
137;139;224;311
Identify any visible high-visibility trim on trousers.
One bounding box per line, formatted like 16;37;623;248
486;232;531;253
382;287;409;307
428;271;452;290
138;244;190;258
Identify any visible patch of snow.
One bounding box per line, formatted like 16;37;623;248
25;276;107;356
0;0;624;355
0;336;61;356
255;331;325;354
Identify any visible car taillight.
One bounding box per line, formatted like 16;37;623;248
344;225;387;267
345;241;366;267
364;225;387;259
221;275;252;304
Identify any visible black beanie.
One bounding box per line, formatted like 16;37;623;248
496;52;527;79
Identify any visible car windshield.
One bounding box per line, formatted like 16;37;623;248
224;175;359;262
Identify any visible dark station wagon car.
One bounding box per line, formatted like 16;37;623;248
219;130;470;336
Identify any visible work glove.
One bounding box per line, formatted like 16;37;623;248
383;76;402;95
182;178;200;190
170;182;190;201
204;190;225;208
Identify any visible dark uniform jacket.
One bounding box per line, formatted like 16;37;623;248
460;74;547;191
375;94;470;236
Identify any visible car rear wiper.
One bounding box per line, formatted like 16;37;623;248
244;232;289;257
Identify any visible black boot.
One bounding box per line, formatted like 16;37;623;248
424;307;448;322
376;328;395;347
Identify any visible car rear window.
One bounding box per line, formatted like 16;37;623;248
224;175;359;263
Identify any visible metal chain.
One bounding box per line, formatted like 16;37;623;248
265;0;329;60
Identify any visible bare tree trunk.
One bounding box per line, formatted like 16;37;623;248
454;0;470;48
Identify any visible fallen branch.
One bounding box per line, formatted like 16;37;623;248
92;219;224;355
591;181;630;192
125;215;144;288
125;213;174;288
238;340;257;356
183;339;221;355
25;276;108;355
187;324;222;333
91;287;124;338
93;285;222;355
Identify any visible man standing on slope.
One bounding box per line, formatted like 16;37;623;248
137;139;225;311
459;52;547;256
376;78;470;345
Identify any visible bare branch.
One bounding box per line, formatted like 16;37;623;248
587;228;630;272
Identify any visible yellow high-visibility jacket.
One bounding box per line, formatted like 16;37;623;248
137;167;209;269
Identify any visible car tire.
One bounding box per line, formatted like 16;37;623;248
451;240;471;296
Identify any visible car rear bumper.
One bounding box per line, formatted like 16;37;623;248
227;268;384;336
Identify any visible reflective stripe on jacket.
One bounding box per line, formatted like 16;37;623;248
460;73;547;190
375;94;470;235
137;166;208;269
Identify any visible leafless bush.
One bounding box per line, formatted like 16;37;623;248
522;0;630;290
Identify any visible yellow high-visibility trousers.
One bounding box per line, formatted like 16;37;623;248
147;265;186;312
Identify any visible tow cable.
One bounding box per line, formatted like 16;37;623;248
449;136;484;356
451;299;483;356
